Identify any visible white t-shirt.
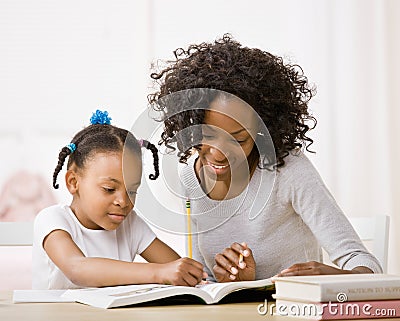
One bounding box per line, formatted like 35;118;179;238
32;204;156;289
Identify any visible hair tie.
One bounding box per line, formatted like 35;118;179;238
66;143;76;153
90;109;112;125
138;139;149;148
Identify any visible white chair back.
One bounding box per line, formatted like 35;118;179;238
348;215;390;273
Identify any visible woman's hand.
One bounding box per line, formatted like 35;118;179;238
213;242;256;282
157;257;207;287
275;261;373;277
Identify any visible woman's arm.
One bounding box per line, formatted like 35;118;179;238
275;261;372;277
44;230;205;287
280;153;382;274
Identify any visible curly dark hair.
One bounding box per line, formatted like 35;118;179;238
148;34;316;168
52;124;159;189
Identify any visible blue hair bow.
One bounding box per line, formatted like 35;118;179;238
90;110;112;125
66;143;76;153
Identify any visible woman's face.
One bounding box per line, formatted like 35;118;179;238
197;96;259;182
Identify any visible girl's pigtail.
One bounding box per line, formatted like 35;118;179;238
53;143;76;189
140;139;160;180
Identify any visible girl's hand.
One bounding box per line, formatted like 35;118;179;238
213;242;256;282
275;261;373;277
158;257;207;287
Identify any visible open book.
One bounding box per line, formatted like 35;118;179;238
61;278;274;309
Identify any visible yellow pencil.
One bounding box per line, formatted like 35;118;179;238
239;253;244;265
186;199;192;259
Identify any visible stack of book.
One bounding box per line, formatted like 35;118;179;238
273;274;400;320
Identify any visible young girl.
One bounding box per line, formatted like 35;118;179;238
148;35;383;282
32;110;206;289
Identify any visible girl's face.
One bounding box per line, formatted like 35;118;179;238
197;96;259;182
68;150;142;230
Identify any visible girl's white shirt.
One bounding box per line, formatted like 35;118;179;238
32;204;156;289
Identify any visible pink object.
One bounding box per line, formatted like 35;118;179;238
0;170;57;222
275;298;400;319
0;170;56;289
0;247;32;290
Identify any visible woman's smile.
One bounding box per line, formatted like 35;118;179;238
205;160;230;175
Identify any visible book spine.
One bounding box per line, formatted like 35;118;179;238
322;300;400;320
321;283;400;302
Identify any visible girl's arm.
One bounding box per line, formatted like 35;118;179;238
140;238;207;282
140;238;180;263
44;230;205;287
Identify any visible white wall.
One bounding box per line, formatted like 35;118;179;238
0;0;151;204
1;0;399;272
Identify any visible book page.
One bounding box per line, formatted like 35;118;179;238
105;285;171;297
197;278;274;302
196;283;227;301
62;283;215;308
